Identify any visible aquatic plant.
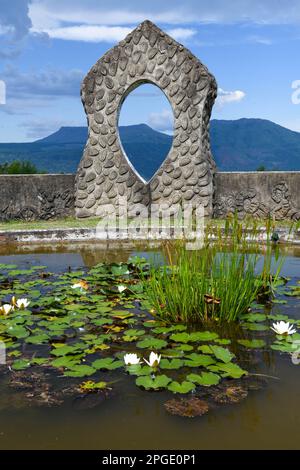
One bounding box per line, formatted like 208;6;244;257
123;353;141;365
71;280;89;291
141;216;284;323
15;298;30;309
143;351;161;368
0;303;13;315
0;248;297;410
271;321;297;336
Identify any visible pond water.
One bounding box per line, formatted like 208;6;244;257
0;242;299;450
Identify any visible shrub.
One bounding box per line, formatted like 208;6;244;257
0;160;42;174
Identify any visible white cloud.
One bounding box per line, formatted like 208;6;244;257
2;65;83;99
167;28;197;41
29;0;300;29
25;0;300;46
34;25;132;43
29;2;187;29
0;0;32;57
217;88;246;106
0;0;32;39
247;35;273;45
36;24;197;44
148;109;174;132
0;24;14;36
0;65;83;115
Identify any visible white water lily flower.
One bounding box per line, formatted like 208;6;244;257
71;283;83;289
124;353;141;366
144;351;161;368
117;285;127;293
0;304;14;315
71;280;88;291
16;298;30;309
271;321;297;336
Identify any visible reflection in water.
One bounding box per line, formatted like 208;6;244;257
0;241;299;449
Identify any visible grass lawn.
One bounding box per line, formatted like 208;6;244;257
0;216;299;232
0;217;100;231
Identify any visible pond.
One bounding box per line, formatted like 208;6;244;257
0;241;299;450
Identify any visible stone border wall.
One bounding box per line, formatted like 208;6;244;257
1;172;300;222
0;174;75;221
214;172;300;220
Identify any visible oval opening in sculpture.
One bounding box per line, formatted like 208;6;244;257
118;82;174;183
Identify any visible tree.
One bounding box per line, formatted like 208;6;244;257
256;165;266;171
0;160;43;174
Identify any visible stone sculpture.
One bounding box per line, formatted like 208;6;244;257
75;20;217;218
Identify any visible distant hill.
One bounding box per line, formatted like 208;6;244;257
210;118;300;171
37;126;88;144
0;119;299;177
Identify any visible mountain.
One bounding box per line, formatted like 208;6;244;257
0;119;299;177
210;118;300;171
37;126;88;144
0;124;173;179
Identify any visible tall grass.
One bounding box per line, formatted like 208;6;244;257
141;216;284;324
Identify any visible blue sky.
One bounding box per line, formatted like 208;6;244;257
0;0;300;142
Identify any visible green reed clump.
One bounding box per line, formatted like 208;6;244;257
142;216;284;323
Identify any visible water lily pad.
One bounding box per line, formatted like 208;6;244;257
143;320;162;328
175;344;194;352
123;329;145;338
243;313;267;322
164;397;209;417
111;265;130;276
160;358;184;369
285;291;300;297
51;355;82;368
242;323;268;331
238;339;266;349
197;345;213;354
136;374;171;390
214;338;231;345
209;345;235;363
161;349;184;358
6;326;29;339
187;372;220;386
170;331;219;343
209;362;248;378
92;318;113;326
152;325;186;334
25;334;50;345
184;353;216;368
126;365;152;376
270;342;297;353
12;359;31;370
169;332;191;343
167;381;195;394
92;358;123;370
111;312;134;320
190;331;219;341
136;337;167;349
51;344;85;357
63;365;96;377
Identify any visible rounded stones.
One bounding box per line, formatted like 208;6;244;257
85;172;96;183
180;157;191;167
83;158;93;169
